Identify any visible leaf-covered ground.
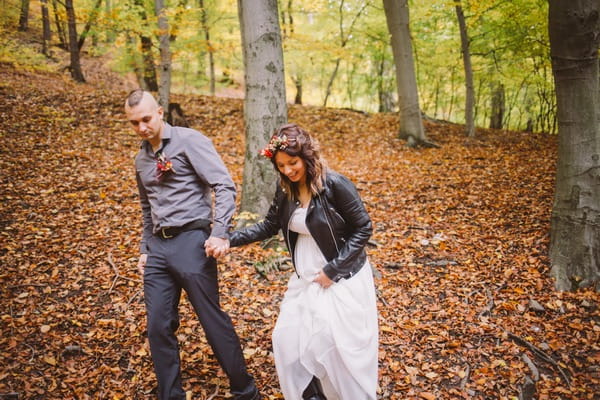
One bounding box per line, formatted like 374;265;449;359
1;64;599;400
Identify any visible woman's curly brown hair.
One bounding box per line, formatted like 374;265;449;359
269;123;327;200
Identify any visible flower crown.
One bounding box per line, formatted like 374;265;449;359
259;134;289;159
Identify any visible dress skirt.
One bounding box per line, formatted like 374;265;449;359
272;207;378;400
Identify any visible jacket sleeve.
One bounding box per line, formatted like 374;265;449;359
229;186;283;247
322;174;373;281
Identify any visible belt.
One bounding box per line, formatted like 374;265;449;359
157;219;211;239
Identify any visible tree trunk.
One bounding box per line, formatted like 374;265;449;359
105;0;115;42
322;0;366;108
237;0;287;221
323;58;341;107
140;36;158;91
548;0;600;291
41;0;52;56
19;0;29;31
65;0;85;83
382;0;427;146
455;2;475;137
490;82;505;129
52;0;67;49
78;0;103;51
293;75;303;105
199;0;215;95
155;0;171;109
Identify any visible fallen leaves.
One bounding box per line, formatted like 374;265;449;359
0;64;599;400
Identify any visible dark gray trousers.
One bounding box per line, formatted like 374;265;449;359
144;229;257;400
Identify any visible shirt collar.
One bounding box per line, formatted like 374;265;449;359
140;122;173;154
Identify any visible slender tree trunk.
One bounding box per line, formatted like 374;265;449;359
323;58;341;107
237;0;287;221
127;35;148;90
19;0;29;31
155;0;171;109
490;82;505;129
105;0;115;42
52;0;67;49
65;0;85;82
77;0;103;51
199;0;215;95
382;0;427;146
549;0;600;291
455;2;475;137
293;75;303;104
140;36;158;91
41;0;52;56
322;0;367;108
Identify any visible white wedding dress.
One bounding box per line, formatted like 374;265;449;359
272;207;378;400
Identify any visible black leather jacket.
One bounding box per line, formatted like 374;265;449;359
230;171;372;282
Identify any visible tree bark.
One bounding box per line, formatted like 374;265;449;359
199;0;215;95
490;82;505;129
141;36;158;91
293;75;303;104
19;0;29;31
52;0;67;49
382;0;427;145
41;0;52;56
548;0;600;291
238;0;287;221
77;0;103;51
155;0;171;109
65;0;85;82
455;1;475;137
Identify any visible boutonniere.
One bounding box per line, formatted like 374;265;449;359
156;152;176;180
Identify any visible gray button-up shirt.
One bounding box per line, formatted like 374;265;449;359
135;123;236;253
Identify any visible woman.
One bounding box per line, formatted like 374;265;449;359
229;124;378;400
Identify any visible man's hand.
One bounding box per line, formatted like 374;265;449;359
313;270;334;289
205;236;230;259
137;254;148;274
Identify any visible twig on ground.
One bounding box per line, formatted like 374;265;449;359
522;353;540;381
506;330;570;386
107;252;142;293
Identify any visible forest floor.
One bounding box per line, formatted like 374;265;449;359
0;58;599;400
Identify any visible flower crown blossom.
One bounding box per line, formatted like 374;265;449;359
259;134;289;159
156;152;176;180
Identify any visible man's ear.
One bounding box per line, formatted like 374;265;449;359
157;106;164;118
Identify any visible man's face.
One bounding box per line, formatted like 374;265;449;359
125;97;164;144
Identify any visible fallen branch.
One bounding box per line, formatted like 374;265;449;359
506;330;570;386
107;252;142;293
376;289;389;307
460;363;471;390
522;353;539;381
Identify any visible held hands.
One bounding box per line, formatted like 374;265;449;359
205;236;230;259
313;270;334;289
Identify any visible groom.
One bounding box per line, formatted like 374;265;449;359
125;89;260;400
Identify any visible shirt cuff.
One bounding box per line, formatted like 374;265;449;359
210;225;230;239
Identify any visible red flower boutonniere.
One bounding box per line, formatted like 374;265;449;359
156;152;176;180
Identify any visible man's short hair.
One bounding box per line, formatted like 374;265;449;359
126;89;145;107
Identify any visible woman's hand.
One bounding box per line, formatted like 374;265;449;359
313;270;334;288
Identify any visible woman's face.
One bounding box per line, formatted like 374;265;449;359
274;151;307;185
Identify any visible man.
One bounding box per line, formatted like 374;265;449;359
125;89;259;400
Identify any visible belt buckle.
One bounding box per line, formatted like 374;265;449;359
160;227;173;239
